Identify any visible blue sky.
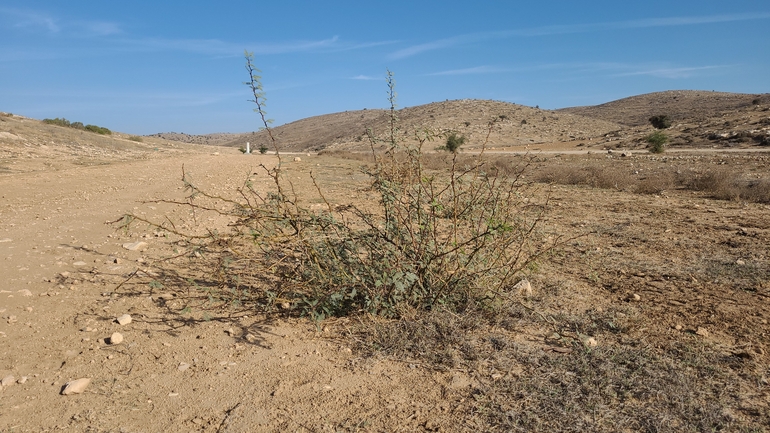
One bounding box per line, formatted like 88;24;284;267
1;1;769;135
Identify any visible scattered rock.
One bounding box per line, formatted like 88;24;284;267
0;238;11;243
178;363;191;372
626;293;641;302
73;261;87;267
122;241;148;252
61;378;90;395
109;332;124;345
279;302;291;310
513;278;533;297
17;376;27;384
245;333;259;343
116;314;132;326
156;293;175;301
582;336;598;348
696;327;709;337
60;271;71;278
1;375;15;387
17;289;33;297
293;157;302;162
736;259;746;265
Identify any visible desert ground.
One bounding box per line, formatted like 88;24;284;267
1;93;769;432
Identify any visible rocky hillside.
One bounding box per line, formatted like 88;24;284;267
145;132;244;146
224;99;626;152
558;90;770;127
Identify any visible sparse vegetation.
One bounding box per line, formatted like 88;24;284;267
120;56;556;323
649;114;672;129
646;130;668;153
43;117;112;135
441;132;466;153
128;135;144;142
259;144;268;154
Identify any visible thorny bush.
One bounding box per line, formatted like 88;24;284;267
119;54;557;321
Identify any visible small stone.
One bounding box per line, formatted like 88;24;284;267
627;293;641;302
17;289;32;297
109;332;124;345
245;333;259;343
675;324;683;331
60;271;71;278
61;378;90;395
17;376;27;384
156;293;175;301
178;363;191;372
225;328;236;337
736;259;745;266
695;327;709;337
116;314;132;326
293;157;301;162
122;241;148;252
279;302;291;310
1;375;15;387
513;278;533;297
113;258;121;264
73;261;87;267
583;337;598;348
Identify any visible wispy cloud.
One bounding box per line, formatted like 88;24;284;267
349;75;380;80
391;12;770;59
426;66;506;76
0;7;59;32
611;65;730;79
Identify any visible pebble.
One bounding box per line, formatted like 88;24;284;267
109;332;124;345
178;363;191;372
116;314;132;326
61;378;90;395
695;327;709;337
736;259;746;265
513;278;533;297
17;289;32;297
582;337;598;348
17;376;27;384
73;261;87;267
627;293;641;302
1;375;15;387
122;241;148;252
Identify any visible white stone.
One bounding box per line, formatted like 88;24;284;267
61;378;90;395
109;332;124;345
122;241;148;252
116;314;132;326
513;278;533;297
1;375;15;387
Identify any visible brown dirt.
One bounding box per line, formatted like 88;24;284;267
1;103;769;432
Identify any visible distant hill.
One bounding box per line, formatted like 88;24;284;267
145;132;244;146
223;99;624;152
558;90;770;127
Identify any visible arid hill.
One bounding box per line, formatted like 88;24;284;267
221;99;625;152
145;132;243;146
558;90;770;127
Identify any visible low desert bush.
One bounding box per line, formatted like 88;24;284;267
128;136;144;142
684;167;770;203
439;132;466;153
121;54;557;321
649;114;672;129
43;117;111;135
645;130;668;153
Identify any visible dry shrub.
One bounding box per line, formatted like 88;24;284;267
635;171;676;194
536;163;634;191
682;167;770;203
120;60;558;321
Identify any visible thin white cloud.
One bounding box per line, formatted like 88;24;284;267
426;66;506;76
0;7;59;32
349;75;380;80
391;12;770;59
612;65;729;79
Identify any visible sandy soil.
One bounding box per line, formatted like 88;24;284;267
0;150;479;432
1;141;769;431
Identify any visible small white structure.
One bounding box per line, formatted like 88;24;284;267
245;142;251;154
